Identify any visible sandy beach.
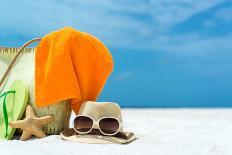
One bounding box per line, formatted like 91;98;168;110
0;108;232;155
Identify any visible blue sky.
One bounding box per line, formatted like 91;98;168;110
0;0;232;107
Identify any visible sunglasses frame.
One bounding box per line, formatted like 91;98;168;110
74;115;122;136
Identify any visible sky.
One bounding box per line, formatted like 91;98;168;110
0;0;232;107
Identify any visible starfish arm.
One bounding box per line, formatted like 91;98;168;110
35;116;53;126
25;105;35;118
9;120;25;129
33;128;46;139
20;131;31;141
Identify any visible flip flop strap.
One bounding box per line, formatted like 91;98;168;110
0;90;15;138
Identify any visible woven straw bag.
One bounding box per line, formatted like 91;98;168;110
0;39;71;134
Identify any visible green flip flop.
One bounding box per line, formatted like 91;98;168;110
0;80;28;140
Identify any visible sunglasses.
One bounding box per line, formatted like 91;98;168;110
74;115;122;136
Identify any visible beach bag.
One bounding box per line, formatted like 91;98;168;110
0;39;71;134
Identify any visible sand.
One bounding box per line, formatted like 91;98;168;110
1;108;232;155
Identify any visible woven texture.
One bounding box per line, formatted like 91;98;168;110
0;48;71;134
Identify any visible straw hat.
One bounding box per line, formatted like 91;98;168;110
60;101;136;144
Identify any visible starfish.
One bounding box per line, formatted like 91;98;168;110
9;105;53;141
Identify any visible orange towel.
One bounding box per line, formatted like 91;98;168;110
35;27;114;114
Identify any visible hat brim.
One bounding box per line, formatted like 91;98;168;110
60;128;136;144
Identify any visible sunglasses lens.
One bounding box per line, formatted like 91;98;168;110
99;118;120;135
74;116;93;133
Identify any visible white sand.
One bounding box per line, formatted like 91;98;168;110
1;108;232;155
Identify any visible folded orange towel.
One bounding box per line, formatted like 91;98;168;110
35;27;114;114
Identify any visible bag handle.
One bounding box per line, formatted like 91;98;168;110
0;38;41;88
